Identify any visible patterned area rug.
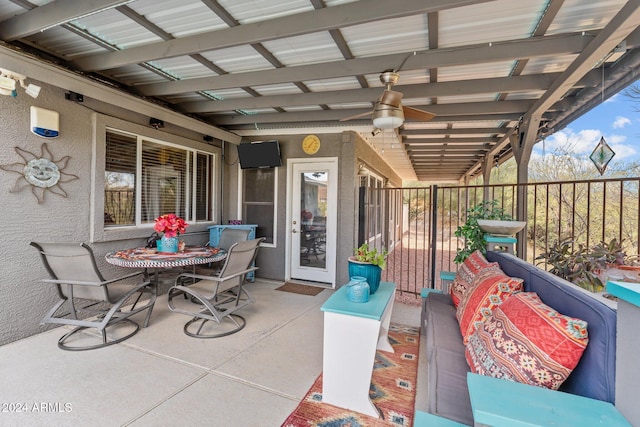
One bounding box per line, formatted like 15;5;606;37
282;324;420;427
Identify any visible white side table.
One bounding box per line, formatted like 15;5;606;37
320;281;396;417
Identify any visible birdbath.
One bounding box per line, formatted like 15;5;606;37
477;220;527;254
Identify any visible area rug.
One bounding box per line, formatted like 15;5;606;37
282;324;420;427
276;282;326;296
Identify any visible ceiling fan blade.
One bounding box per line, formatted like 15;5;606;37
402;105;436;122
379;90;403;108
339;110;373;122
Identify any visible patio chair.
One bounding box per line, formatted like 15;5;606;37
30;242;157;351
178;227;252;289
167;238;264;338
218;227;251;251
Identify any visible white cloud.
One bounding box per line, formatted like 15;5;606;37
613;116;631;129
537;128;636;160
604;93;620;103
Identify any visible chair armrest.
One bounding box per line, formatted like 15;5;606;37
176;266;258;284
41;271;148;287
41;279;104;287
102;270;147;285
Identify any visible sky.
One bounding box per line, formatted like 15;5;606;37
534;88;640;164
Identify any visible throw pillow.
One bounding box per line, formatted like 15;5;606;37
450;250;501;307
456;271;523;344
465;292;589;390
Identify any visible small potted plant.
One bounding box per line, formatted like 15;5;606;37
154;213;188;253
348;243;387;294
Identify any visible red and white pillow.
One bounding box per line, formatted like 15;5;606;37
465;292;589;390
456;271;524;344
450;250;501;307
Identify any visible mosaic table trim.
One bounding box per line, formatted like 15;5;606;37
106;247;226;269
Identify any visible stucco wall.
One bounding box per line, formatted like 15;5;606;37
0;64;222;346
236;133;352;282
0;55;399;345
237;132;398;287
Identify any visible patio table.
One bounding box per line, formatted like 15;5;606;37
105;246;227;285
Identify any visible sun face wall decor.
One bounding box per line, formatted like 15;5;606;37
0;143;79;204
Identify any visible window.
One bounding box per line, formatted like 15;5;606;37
359;171;384;241
242;168;276;244
104;129;214;227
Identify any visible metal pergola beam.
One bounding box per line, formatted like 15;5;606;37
72;0;494;71
0;0;129;40
400;127;506;135
179;74;559;113
209;100;535;126
135;32;593;96
404;137;500;144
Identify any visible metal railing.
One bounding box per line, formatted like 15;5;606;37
359;177;640;302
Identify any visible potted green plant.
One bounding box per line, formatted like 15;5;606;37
535;240;604;293
348;243;387;294
534;238;640;293
453;200;514;264
589;238;640;283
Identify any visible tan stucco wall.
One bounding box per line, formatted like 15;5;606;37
0;52;401;345
0;54;222;345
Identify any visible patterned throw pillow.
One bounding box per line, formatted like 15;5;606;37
456;271;523;344
450;250;501;307
465;292;589;390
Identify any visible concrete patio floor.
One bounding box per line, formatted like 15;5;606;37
0;279;424;426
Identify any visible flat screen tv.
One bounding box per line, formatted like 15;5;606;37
237;140;282;169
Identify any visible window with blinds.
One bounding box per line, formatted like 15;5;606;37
104;129;214;227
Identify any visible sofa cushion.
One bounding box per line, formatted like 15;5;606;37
428;346;473;426
450;250;500;307
486;251;617;403
465;292;589;390
425;294;464;360
456;272;523;344
425;293;464;362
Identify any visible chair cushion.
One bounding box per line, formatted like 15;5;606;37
465;292;589;390
450;250;500;307
456;271;523;344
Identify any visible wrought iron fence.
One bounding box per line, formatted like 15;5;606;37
358;177;640;301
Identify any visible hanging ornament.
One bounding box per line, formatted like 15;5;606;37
589;136;615;175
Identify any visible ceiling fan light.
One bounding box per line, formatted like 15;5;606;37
373;108;404;129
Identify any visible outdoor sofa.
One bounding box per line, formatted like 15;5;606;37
421;250;617;425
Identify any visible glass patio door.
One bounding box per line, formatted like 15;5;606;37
288;159;337;285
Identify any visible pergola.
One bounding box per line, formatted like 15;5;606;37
1;0;639;183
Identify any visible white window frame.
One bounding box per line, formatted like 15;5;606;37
91;113;220;242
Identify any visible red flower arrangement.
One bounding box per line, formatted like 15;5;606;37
154;213;188;238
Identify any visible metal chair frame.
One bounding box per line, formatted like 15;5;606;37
31;242;156;351
168;238;264;338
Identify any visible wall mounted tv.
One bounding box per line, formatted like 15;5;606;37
237;140;282;169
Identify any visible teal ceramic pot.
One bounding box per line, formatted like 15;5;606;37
347;257;382;294
157;235;179;253
346;276;370;303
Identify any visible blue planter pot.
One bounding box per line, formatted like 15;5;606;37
156;235;179;253
347;258;382;294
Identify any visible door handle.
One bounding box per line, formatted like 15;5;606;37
292;229;297;233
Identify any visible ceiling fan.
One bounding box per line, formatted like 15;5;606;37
340;70;436;130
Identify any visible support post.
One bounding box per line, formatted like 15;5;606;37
511;114;540;259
